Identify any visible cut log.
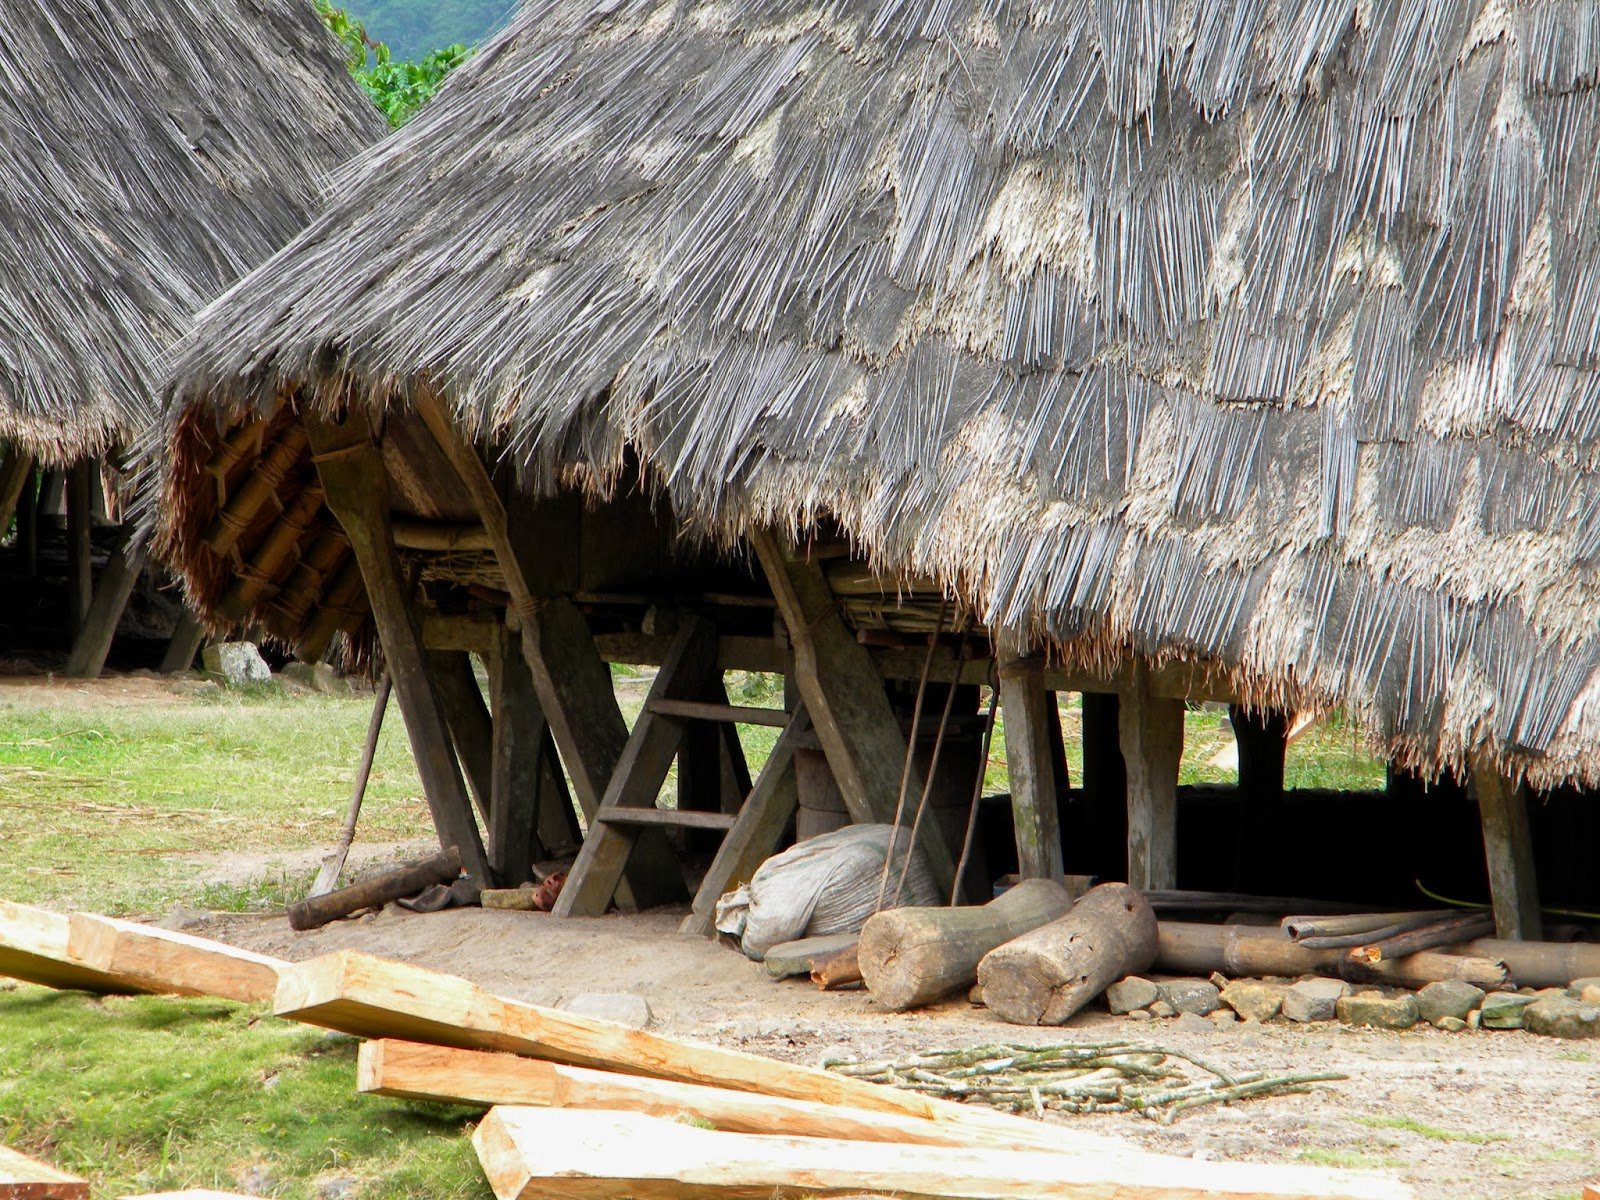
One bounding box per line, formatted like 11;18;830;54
65;914;284;1003
977;883;1158;1026
356;1040;1122;1156
0;901;141;994
0;1146;88;1200
858;879;1074;1012
286;847;461;931
1157;923;1509;989
811;945;862;990
473;1108;1412;1200
763;934;859;980
273;950;1051;1138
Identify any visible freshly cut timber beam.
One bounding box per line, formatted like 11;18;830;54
274;950;1045;1134
0;1145;89;1200
357;1040;1124;1157
978;883;1158;1025
859;879;1074;1011
473;1108;1413;1200
0;901;142;994
66;914;284;1003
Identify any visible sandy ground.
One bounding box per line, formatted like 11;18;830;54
182;905;1599;1200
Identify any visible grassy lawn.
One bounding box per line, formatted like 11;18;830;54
0;985;487;1200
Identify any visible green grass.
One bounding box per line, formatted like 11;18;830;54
1352;1115;1509;1144
0;985;488;1200
1297;1147;1406;1170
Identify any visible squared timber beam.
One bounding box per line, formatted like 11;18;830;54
997;646;1065;881
1120;662;1184;891
1471;765;1542;940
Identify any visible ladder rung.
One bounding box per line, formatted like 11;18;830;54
648;699;790;727
597;807;738;832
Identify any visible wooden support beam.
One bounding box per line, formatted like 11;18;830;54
411;392;680;907
0;901;143;994
1120;664;1184;891
305;412;489;884
0;1144;89;1200
0;448;32;539
1472;766;1542;940
422;612;498;656
1230;705;1287;891
749;530;957;897
160;612;207;674
66;460;95;635
15;458;38;576
64;532;146;678
428;649;495;824
997;650;1065;881
488;626;577;884
65;913;285;1003
473;1108;1412;1200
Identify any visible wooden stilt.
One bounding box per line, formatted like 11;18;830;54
15;458;38;576
411;392;683;908
429;649;495;824
749;529;957;898
1230;705;1287;891
1080;691;1125;872
997;648;1065;881
488;625;576;885
1471;765;1542;940
305;413;489;884
64;530;147;678
1120;664;1184;891
160;611;208;674
0;448;32;539
66;460;95;635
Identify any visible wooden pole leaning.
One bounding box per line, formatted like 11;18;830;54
303;410;489;884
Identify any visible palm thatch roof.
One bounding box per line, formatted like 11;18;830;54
0;0;385;466
161;0;1600;789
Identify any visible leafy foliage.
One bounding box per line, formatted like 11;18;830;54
314;1;470;126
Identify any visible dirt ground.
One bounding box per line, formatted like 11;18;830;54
183;904;1598;1200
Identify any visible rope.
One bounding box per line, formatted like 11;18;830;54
874;597;948;913
951;660;1001;906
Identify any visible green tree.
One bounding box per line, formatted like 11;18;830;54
314;0;469;127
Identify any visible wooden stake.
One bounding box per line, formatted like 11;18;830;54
64;531;146;678
472;1107;1412;1200
750;530;957;897
305;412;488;883
310;674;393;898
1120;664;1184;890
1471;765;1542;940
997;648;1064;880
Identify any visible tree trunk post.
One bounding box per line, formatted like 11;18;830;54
1472;765;1542;940
160;611;208;674
996;643;1064;881
1119;663;1184;890
65;531;147;678
66;459;96;635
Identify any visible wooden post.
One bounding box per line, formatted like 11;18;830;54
410;392;682;907
160;611;208;674
305;412;490;884
15;458;38;576
0;448;32;539
749;529;957;898
1119;663;1184;890
997;646;1064;881
488;626;578;885
1472;765;1542;940
64;531;147;678
428;649;495;824
66;459;95;635
1230;705;1287;890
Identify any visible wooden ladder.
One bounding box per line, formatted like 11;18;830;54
553;614;807;930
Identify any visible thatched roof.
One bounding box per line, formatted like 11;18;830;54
162;0;1600;788
0;0;385;466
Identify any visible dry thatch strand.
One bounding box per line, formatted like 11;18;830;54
158;0;1600;788
0;0;385;466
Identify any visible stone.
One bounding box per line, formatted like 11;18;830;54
1416;980;1485;1026
1578;985;1600;1005
560;992;652;1028
1157;979;1221;1016
1468;1009;1482;1029
763;933;858;980
279;661;352;695
1335;992;1419;1030
1126;1009;1154;1021
1149;999;1178;1019
1105;976;1160;1015
201;641;272;687
1210;1009;1240;1026
1435;1016;1468;1033
1175;1011;1215;1035
1480;991;1540;1029
1525;996;1600;1039
1283;978;1350;1023
1220;980;1285;1023
316;1177;358;1200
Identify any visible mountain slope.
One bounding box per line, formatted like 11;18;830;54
342;0;514;57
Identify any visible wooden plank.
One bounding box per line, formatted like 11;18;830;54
552;618;718;916
0;901;139;994
649;700;789;727
472;1108;1412;1200
357;1040;1121;1156
306;412;490;883
273;950;1051;1131
598;808;737;831
749;530;957;897
65;533;147;678
997;650;1064;880
65;460;95;635
680;708;806;938
428;649;495;824
1120;663;1184;890
65;914;285;1003
1472;766;1543;940
421;613;497;656
0;1146;89;1200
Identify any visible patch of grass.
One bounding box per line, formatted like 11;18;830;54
1297;1147;1405;1170
0;986;488;1200
1553;1048;1591;1063
1352;1115;1509;1144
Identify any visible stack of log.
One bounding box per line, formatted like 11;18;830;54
0;901;1414;1200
